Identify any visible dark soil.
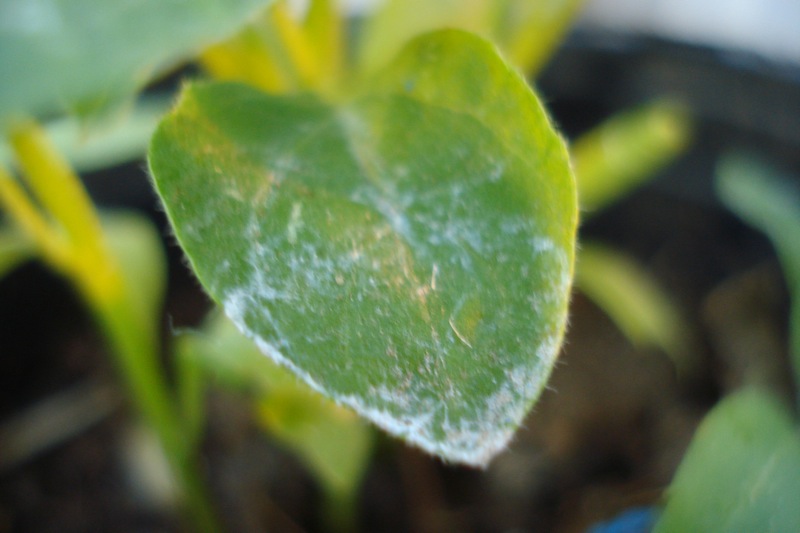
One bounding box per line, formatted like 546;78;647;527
0;33;797;532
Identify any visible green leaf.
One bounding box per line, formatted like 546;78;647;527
576;242;689;368
0;0;273;126
572;100;691;213
716;155;800;289
717;154;800;398
654;389;800;532
149;30;577;466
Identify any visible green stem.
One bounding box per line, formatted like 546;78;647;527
321;488;357;533
3;121;221;532
96;294;221;533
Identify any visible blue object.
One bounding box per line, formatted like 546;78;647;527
587;506;659;533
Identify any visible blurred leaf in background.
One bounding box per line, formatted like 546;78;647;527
357;0;584;78
572;100;691;214
576;242;690;370
0;97;172;173
200;0;341;94
101;212;168;341
177;313;374;530
0;0;273;126
572;101;693;365
654;389;800;532
656;153;800;533
717;153;800;399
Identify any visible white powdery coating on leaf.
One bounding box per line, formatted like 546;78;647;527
333;332;562;467
444;334;563;465
219;230;571;467
225;284;563;466
229;285;563;467
531;236;556;253
224;290;330;398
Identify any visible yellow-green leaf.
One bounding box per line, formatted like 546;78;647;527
572;101;691;213
576;242;689;368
